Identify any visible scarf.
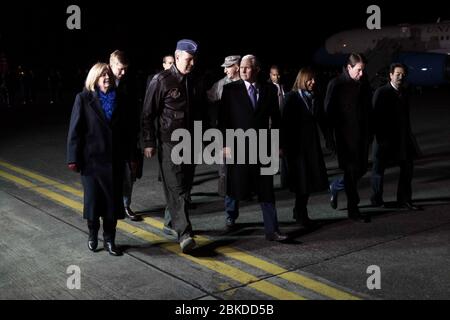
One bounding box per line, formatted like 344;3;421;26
97;89;116;121
299;89;314;113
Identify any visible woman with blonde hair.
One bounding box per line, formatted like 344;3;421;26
280;67;330;227
67;62;133;256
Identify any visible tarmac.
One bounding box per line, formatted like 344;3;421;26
0;87;449;300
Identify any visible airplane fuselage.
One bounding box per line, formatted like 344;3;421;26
325;22;450;55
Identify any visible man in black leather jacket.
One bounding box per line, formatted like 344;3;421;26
142;39;200;253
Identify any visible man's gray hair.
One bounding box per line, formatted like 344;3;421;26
241;54;260;69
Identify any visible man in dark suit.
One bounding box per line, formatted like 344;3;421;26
110;50;142;221
325;53;372;220
371;63;421;210
268;65;286;114
219;54;287;241
268;65;288;189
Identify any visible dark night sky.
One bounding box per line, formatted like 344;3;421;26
0;0;448;77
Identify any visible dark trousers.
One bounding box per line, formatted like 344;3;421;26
87;218;117;242
294;193;309;218
159;142;194;239
218;162;227;197
279;156;289;189
123;162;136;208
164;181;194;228
222;161;239;220
371;145;413;204
344;165;362;211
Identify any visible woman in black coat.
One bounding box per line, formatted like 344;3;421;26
281;67;329;227
67;62;132;256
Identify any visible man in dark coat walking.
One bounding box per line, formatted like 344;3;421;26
268;65;288;189
219;54;287;241
325;53;372;220
371;63;421;210
109;50;143;221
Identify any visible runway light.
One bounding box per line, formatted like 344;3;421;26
421;68;428;71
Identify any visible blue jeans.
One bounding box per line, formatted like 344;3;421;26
259;202;280;234
330;177;345;195
226;199;279;234
225;196;239;220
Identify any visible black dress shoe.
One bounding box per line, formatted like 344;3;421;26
125;207;142;221
364;214;372;223
399;202;422;211
348;208;371;223
293;210;316;228
296;216;317;228
225;217;236;229
348;207;361;220
330;187;338;209
88;239;98;251
104;241;123;256
88;230;98;251
370;196;385;207
265;232;288;242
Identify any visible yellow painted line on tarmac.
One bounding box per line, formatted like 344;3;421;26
0;168;305;300
141;217;360;300
0;170;83;211
0;160;83;197
0;160;361;300
116;221;304;299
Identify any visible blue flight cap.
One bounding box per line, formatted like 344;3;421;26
176;39;198;55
